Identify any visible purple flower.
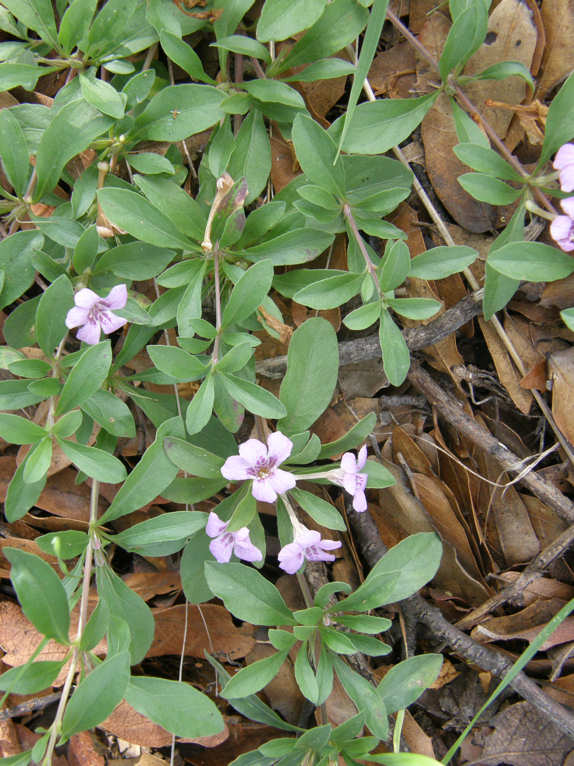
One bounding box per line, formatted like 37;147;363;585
550;197;574;252
205;511;262;564
330;446;368;512
221;432;296;503
554;143;574;192
278;527;341;574
65;285;128;345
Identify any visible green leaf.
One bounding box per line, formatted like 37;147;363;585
111;511;207;551
5;460;46;522
281;57;355;82
489;241;574;282
0;230;43;310
227;109;271;204
257;0;326;41
387;297;442;320
335;614;392;634
36;530;89;560
132;84;225;141
318;413;376;459
471;60;535;90
163;437;224;478
453;143;522;180
5;548;70;644
0;660;66;694
128;152;174;175
96;566;154;664
0;63;57;92
95;242;175;280
0;107;29;196
56;341;112;416
458;173;522;205
57;439;127;484
364;459;395;489
205;562;295;625
379;308;410;387
221;373;287;419
333;533;442;612
35;273;74;357
82;390;136;438
439;1;488;79
335;0;389;159
380;239;410;292
125;676;224;738
181;533;214;604
273;0;369;74
561;307;574;332
206;654;303;733
0;413;46;444
1;0;57;45
331;655;388;741
278;317;338;433
186;375;215;435
292;113;345;196
451;99;489;148
377;654;443;714
222;651;288;698
58;0;97;54
540;71;574;164
80;73;126;119
292;271;363;309
222;259;274;328
244;79;306;110
34;101;113;201
61;652;130;739
98;188;194;249
241;228;333;266
409;245;477;279
22;437;52;484
100;418;183;522
51;410;82;439
213;34;270;63
331;92;438;154
160;31;215;83
147;344;207;382
290;487;346;531
483;205;525;319
343;301;381;331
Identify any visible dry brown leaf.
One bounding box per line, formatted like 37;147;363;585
464;0;538;140
478;316;533;414
472;598;574;650
537;0;574;98
549;347;574;446
244;643;304;725
422;94;496;234
368;42;417;99
101;700;173;748
481;701;573;765
67;731;105;766
270;133;298;193
522;494;569;550
402;710;436;758
149;604;255;661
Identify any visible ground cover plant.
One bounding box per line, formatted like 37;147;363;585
2;0;574;763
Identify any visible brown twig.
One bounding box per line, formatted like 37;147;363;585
256;291;483;379
348;505;574;740
407;362;574;525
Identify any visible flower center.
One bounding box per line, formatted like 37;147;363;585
250;456;277;481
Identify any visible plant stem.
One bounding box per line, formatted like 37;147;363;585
343;203;382;297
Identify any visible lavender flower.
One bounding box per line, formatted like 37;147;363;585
65;285;128;345
221;431;296;503
330;446;368;512
205;511;262;564
554;143;574;192
550;197;574;252
278;527;341;574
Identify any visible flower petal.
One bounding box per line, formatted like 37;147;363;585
233;528;263;562
278;542;304;574
76;320;101;345
251;478;277;503
295;528;321;548
221;455;252;481
357;445;368;470
551;215;572;241
103;283;128;310
206;511;228;538
209;533;234;563
352;490;367;512
266;431;293;465
65;306;89;329
561;197;574;218
340;452;357;474
554;143;574;169
239;438;267;466
319;539;342;551
560;167;574;193
269;468;296;496
342;473;358;496
99;311;127;335
74;288;100;308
